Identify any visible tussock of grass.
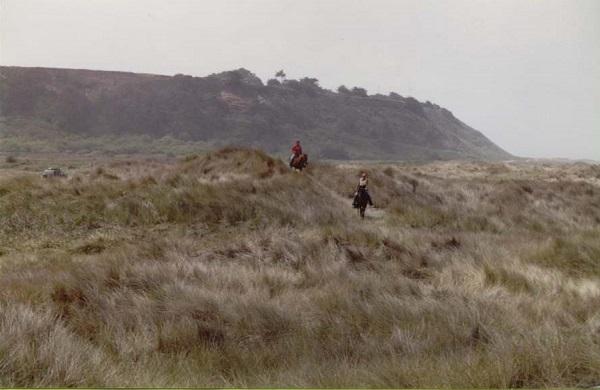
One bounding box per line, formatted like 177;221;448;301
529;233;600;277
0;148;599;387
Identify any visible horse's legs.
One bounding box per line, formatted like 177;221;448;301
360;206;366;218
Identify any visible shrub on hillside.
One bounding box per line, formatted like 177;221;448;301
337;85;351;95
405;97;425;115
267;78;281;87
351;87;368;97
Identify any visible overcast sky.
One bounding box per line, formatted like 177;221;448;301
1;0;598;160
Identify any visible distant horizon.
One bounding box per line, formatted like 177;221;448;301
1;0;598;160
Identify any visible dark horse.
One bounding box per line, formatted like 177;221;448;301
290;154;308;171
353;188;372;218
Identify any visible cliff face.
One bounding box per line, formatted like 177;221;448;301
0;66;511;160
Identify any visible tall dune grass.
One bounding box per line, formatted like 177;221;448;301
0;149;599;387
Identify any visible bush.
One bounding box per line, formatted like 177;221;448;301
267;78;281;87
405;97;425;115
351;87;368;97
337;85;351;95
299;77;319;88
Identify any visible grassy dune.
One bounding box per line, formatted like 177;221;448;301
1;149;600;387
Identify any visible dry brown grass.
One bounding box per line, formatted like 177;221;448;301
0;149;599;387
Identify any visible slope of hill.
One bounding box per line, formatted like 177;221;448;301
0;66;511;160
0;148;599;387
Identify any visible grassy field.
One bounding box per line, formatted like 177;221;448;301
0;148;599;387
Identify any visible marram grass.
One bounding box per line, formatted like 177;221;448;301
0;149;599;387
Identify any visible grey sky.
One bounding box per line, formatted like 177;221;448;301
1;0;598;160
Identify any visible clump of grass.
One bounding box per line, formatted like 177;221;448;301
71;237;108;255
389;202;455;229
0;304;109;387
180;147;289;180
528;234;600;277
484;264;533;293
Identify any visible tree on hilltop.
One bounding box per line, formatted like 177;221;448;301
275;70;286;82
267;78;281;87
300;77;319;87
351;87;368;97
337;85;351;95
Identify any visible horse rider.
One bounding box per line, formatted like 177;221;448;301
289;140;303;167
355;172;374;207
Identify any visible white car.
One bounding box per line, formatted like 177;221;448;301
41;167;67;178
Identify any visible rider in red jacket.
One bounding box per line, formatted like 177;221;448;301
290;140;303;167
291;140;302;156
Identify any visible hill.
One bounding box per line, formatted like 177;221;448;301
0;66;512;160
0;148;599;387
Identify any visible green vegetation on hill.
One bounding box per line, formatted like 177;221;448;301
0;148;599;387
0;66;512;160
0;117;212;156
